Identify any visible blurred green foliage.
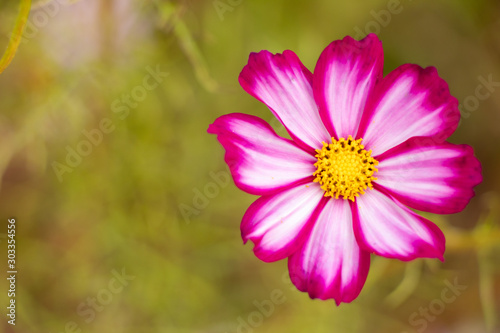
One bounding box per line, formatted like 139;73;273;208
0;0;499;332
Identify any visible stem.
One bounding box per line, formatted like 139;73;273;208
0;0;32;74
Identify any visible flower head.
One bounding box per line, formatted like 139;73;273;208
208;34;482;304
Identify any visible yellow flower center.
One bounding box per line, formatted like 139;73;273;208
313;135;379;202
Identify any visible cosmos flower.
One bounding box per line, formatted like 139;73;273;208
207;34;482;304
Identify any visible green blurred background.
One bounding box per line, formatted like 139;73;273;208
0;0;499;332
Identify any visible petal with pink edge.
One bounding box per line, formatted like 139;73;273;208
241;183;324;263
239;50;330;150
358;64;460;156
375;137;482;214
208;113;317;195
353;189;445;261
313;33;384;139
288;199;370;304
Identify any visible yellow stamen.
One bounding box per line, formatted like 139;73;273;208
313;135;378;201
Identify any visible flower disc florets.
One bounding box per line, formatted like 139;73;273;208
313;135;378;201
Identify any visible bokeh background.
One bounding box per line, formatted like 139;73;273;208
0;0;499;332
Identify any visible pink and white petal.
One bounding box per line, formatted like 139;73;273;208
288;199;370;304
208;113;317;195
352;189;445;261
358;64;460;156
241;183;324;263
313;33;384;139
239;50;330;150
375;138;482;214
